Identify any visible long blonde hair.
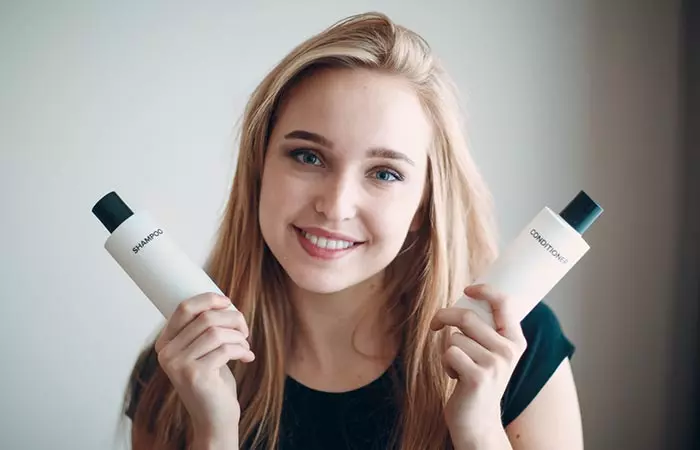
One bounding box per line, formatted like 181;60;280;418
125;11;498;450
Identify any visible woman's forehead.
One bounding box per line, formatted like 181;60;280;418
271;68;433;163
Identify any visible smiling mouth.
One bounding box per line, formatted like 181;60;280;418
293;226;364;258
295;227;359;249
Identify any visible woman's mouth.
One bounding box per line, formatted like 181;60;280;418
293;226;363;260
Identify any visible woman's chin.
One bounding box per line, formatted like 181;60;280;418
286;271;356;295
282;263;388;297
284;262;368;293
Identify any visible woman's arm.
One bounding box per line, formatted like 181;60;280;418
504;359;584;450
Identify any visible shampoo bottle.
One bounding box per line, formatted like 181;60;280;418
92;191;234;318
458;190;603;327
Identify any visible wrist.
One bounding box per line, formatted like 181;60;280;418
192;429;239;450
454;425;511;450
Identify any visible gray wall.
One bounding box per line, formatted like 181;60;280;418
0;1;688;449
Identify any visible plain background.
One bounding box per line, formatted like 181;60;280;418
1;1;693;449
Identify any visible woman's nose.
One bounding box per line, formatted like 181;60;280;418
314;175;359;222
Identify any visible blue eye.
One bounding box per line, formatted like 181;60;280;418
373;169;402;182
290;149;323;166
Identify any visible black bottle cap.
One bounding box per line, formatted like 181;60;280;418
559;190;603;234
92;191;134;233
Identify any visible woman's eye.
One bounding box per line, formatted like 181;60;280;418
290;149;323;166
373;169;403;183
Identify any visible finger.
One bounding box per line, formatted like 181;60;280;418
155;293;234;352
198;343;255;371
432;308;505;353
166;308;250;354
442;345;479;381
445;365;459;379
182;327;250;360
448;331;494;367
464;284;521;341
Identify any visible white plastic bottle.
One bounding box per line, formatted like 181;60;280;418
458;190;603;328
92;191;235;318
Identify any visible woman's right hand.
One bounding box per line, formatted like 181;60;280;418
154;292;255;447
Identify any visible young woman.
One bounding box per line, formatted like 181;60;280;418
124;12;583;450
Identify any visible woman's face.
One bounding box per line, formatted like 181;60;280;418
259;68;432;294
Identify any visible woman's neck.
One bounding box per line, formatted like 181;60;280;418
286;272;398;391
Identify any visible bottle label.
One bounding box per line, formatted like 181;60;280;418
132;228;164;254
530;228;568;264
105;212;224;318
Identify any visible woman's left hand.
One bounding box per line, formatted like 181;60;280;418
430;284;527;450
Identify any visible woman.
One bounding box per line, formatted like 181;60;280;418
124;11;583;450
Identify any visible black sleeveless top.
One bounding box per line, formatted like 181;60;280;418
126;301;575;449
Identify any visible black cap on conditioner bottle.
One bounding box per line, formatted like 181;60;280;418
559;190;604;235
92;191;234;318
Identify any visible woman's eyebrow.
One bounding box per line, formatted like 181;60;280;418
284;130;333;148
284;129;416;166
367;148;415;166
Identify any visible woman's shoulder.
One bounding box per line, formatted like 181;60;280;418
501;300;576;426
520;301;570;340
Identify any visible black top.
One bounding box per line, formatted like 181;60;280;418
126;301;575;449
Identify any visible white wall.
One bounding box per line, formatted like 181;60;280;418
0;1;685;449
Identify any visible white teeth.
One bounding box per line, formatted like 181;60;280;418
302;231;354;250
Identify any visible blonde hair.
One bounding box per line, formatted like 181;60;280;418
125;11;498;450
